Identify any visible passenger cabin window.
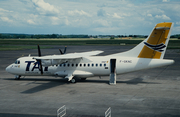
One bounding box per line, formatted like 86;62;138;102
84;64;86;67
104;64;106;67
63;64;66;67
88;64;90;67
100;64;102;67
76;64;78;67
72;64;74;67
80;64;82;67
96;64;98;67
92;64;94;67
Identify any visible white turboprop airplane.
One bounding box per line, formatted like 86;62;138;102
6;22;174;84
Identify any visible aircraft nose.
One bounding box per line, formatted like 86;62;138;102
6;65;12;73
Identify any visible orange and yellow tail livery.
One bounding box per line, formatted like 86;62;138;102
138;22;173;59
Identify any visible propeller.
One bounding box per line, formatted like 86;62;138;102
59;46;67;54
38;45;41;57
37;45;43;75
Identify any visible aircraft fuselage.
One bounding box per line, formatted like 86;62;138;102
6;56;174;78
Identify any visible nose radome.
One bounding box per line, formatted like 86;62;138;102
6;65;12;73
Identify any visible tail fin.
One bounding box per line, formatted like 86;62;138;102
108;22;173;59
138;22;173;59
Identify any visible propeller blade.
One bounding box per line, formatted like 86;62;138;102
37;60;43;75
59;49;63;54
37;45;41;57
64;46;67;54
59;46;67;54
37;45;43;74
39;60;43;75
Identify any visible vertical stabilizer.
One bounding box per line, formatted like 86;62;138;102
108;22;173;59
138;22;173;59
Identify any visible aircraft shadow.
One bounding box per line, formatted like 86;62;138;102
3;77;159;94
76;77;159;85
4;77;69;94
118;77;159;85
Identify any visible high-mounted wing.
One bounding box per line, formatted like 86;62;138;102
33;50;103;66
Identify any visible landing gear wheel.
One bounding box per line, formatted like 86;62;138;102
15;75;21;80
71;78;76;83
81;78;86;80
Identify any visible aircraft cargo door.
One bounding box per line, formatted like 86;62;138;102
109;59;116;85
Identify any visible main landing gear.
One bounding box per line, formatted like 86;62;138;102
70;78;76;83
69;78;86;83
81;78;87;81
15;75;21;80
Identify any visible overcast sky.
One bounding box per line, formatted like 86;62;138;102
0;0;180;35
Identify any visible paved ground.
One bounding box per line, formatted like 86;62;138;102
0;45;180;117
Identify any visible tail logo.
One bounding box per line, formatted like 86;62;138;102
144;42;166;52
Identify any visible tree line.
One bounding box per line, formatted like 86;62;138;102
0;34;89;39
0;33;179;39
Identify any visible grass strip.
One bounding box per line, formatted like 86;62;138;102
0;38;179;50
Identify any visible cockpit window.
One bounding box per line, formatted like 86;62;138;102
15;60;20;64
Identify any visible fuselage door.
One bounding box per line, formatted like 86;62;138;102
109;59;116;85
